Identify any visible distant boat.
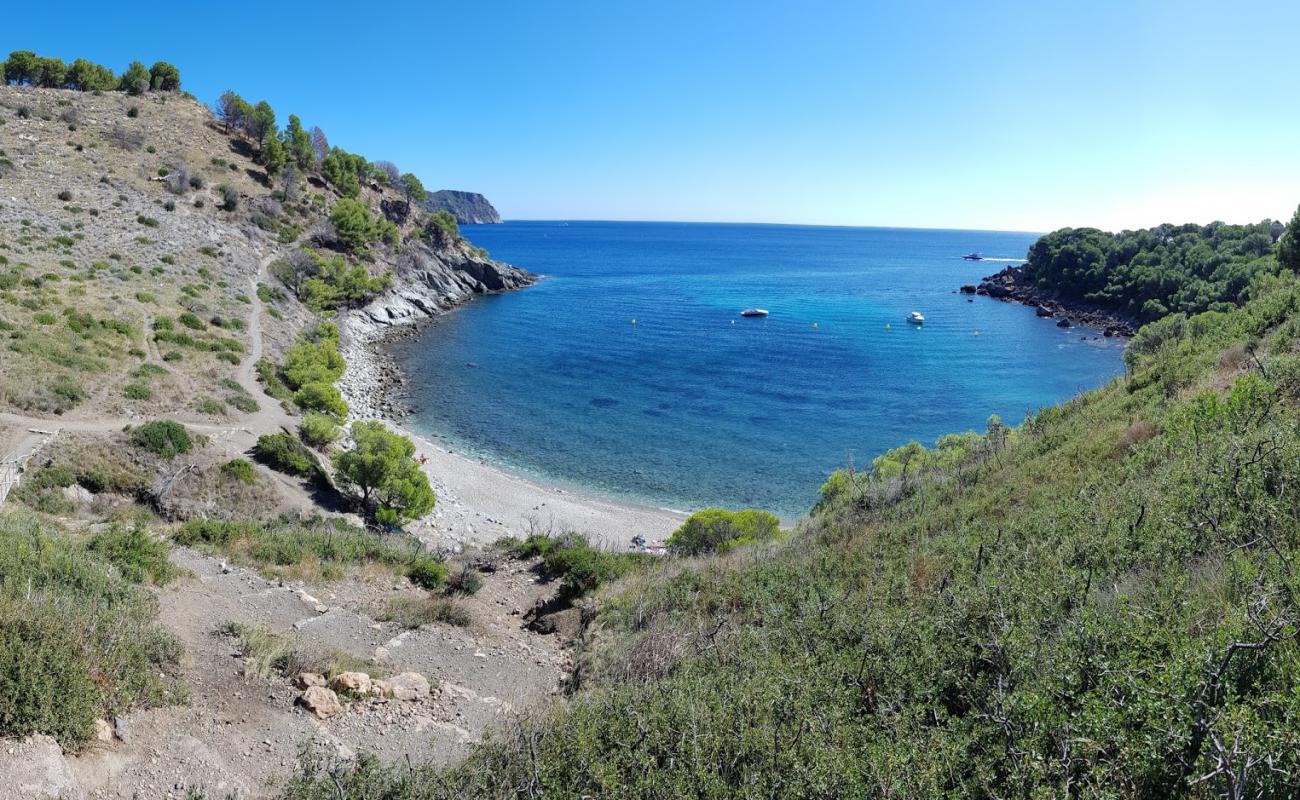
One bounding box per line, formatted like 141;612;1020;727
907;311;925;325
740;308;769;317
962;252;983;261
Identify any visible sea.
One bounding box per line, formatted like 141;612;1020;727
391;221;1125;518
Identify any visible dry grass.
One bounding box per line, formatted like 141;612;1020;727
379;595;471;629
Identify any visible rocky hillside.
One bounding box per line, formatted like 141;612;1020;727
423;190;502;225
0;76;562;800
0;84;528;423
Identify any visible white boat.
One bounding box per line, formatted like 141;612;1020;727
740;308;769;317
907;311;925;325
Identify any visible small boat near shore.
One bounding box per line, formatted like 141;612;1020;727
907;311;925;325
740;308;769;317
962;252;983;261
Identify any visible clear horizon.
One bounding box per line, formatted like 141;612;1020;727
11;0;1300;232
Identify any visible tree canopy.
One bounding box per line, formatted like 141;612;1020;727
333;421;435;525
1024;219;1283;320
2;50;170;92
666;508;781;555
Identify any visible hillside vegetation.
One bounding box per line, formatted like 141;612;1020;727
1024;216;1298;321
281;260;1300;796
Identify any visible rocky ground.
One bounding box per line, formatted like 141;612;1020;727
964;265;1137;337
1;541;568;800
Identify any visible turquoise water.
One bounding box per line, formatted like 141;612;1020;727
393;222;1125;518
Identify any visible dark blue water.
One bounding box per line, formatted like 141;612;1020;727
394;222;1124;517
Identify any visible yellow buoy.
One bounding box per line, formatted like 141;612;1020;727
631;319;637;325
812;322;818;329
886;323;891;330
731;319;735;324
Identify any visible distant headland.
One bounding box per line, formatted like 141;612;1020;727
423;190;502;225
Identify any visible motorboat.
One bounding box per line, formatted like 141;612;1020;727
962;252;983;261
907;311;925;325
740;308;769;317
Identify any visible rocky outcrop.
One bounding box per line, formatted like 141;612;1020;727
423;190;503;225
346;239;533;340
973;265;1137;337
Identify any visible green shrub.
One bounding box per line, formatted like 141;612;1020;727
406;556;448;590
507;533;649;600
196;397;226;415
0;512;182;749
217;184;238;212
665;508;781;556
87;525;177;585
220;458;256;485
300;412;341;448
131;420;192;459
49;376;86;408
177;311;205;329
136;215;158;227
122;382;151;400
445;565;483;596
293;381;348;418
252;433;321;480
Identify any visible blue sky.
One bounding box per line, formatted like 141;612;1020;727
9;1;1300;230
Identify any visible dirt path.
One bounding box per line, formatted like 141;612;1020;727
66;544;566;799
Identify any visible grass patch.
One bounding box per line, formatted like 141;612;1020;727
173;514;432;581
218;622;375;682
87;524;179;585
380;596;470;629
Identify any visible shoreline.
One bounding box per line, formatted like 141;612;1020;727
338;318;688;551
967;264;1138;337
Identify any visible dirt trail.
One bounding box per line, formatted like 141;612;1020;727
66;546;566;799
0;252;293;485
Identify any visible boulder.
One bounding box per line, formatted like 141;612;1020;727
330;671;372;696
1035;305;1053;317
61;484;94;505
1056;318;1072;328
387;672;431;701
982;282;1012;298
294;672;326;690
0;734;86;800
298;686;343;719
93;718;114;744
959;284;977;294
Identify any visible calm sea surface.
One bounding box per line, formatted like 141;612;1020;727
393;221;1125;517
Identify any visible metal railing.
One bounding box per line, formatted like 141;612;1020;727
0;460;18;505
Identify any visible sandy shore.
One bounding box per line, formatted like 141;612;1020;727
340;316;688;552
383;423;688;551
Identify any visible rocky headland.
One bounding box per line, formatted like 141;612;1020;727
424;190;503;225
963;264;1137;337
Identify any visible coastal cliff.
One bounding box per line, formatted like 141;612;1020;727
346;237;532;338
424;190;503;224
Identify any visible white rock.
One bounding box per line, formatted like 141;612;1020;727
387;672;431;701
